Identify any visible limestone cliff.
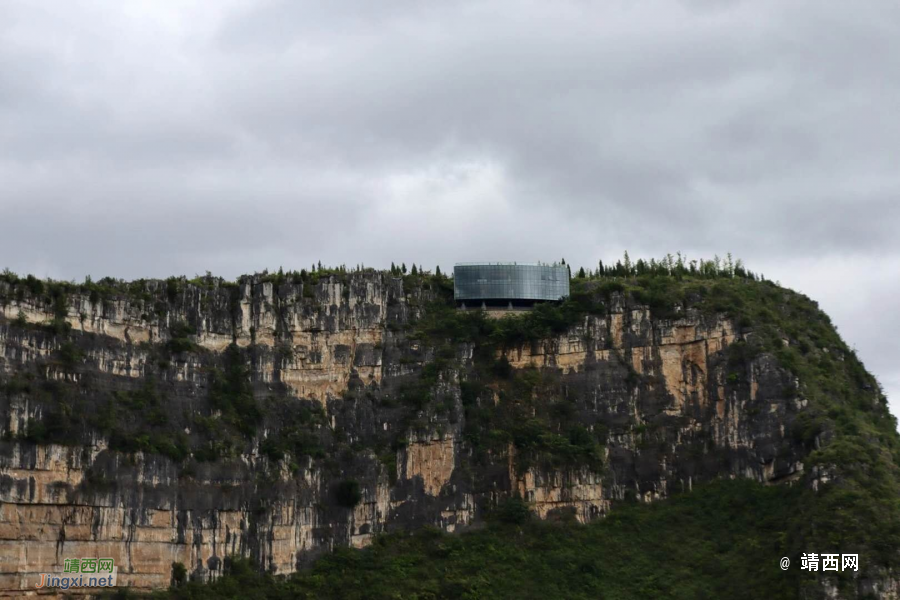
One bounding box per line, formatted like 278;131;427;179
0;271;885;597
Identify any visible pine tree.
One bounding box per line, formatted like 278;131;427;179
598;260;605;276
623;251;632;274
577;267;586;278
411;264;418;275
635;259;646;275
401;263;407;274
435;265;442;277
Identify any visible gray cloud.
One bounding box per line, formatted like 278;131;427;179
1;0;898;414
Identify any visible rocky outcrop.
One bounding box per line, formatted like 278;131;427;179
0;273;808;596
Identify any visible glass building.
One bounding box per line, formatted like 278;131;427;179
453;262;570;307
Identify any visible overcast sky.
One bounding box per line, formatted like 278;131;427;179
1;0;898;417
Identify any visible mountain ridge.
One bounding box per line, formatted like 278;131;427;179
0;263;897;598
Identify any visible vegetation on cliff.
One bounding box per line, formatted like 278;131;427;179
405;256;900;587
2;254;899;596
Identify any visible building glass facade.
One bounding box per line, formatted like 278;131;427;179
453;263;570;304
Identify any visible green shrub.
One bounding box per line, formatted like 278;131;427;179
171;562;187;586
166;321;196;354
208;345;260;436
44;318;71;336
57;342;82;368
335;479;362;508
491;495;532;525
630;276;684;320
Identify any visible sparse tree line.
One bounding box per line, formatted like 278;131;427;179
0;252;759;306
570;251;762;282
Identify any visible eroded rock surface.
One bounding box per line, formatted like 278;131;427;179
0;273;807;595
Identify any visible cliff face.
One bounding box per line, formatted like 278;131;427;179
0;272;836;594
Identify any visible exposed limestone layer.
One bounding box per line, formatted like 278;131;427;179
403;433;456;497
509;446;609;523
0;278;389;406
0;274;807;596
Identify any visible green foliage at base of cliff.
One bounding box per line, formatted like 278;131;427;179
113;479;821;600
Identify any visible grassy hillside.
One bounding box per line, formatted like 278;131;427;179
408;259;900;577
378;264;897;597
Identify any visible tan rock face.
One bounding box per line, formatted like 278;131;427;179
510;453;609;523
0;275;402;595
403;434;456;496
0;276;807;596
278;328;384;405
0;445;400;595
